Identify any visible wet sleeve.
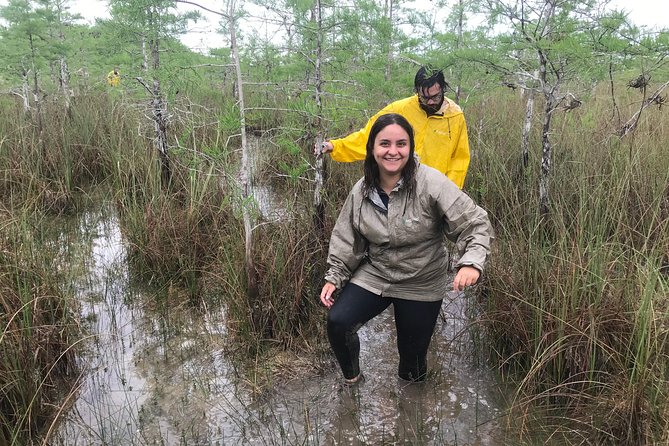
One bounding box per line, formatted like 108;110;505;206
446;115;471;189
324;193;368;289
435;179;493;272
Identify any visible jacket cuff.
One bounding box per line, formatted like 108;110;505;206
455;247;488;273
324;269;348;290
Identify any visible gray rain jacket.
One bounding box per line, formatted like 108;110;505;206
325;163;493;302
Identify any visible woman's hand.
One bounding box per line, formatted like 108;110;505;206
320;282;337;308
453;266;480;292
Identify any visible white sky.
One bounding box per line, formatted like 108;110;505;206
1;0;667;53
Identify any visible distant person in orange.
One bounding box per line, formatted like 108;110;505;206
107;67;120;87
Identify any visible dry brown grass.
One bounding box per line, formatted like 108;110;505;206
467;87;669;443
0;212;79;446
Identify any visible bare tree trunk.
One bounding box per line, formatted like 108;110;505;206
454;0;463;103
521;79;536;169
56;3;72;113
384;0;393;82
608;58;620;125
313;0;327;232
142;34;149;72
60;58;71;112
537;0;557;217
152;78;170;184
21;68;31;113
538;49;555;216
539;96;554;216
228;0;259;303
29;33;44;152
149;35;171;185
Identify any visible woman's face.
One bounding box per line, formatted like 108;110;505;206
373;123;410;179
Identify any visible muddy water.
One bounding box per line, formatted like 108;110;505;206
50;206;506;445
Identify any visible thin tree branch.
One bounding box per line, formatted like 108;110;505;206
134;77;153;95
180;63;235;69
175;0;225;17
618;80;669;137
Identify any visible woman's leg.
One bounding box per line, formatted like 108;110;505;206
392;298;443;382
327;283;391;380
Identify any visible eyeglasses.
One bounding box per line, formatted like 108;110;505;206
418;90;444;104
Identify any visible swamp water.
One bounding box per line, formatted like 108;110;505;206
51;128;507;445
48;205;507;445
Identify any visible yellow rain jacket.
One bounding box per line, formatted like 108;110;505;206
107;70;120;87
330;95;470;189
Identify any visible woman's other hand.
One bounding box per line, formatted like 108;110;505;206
320;282;337;308
453;266;480;292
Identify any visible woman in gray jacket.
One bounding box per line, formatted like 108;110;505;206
320;113;493;384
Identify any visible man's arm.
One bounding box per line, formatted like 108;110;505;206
329;121;371;162
320;102;399;162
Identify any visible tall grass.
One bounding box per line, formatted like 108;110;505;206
0;80;414;443
468;87;669;443
0;209;79;446
102;92;335;387
4;77;667;444
0;94;118;444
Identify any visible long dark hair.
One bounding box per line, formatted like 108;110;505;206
362;113;417;197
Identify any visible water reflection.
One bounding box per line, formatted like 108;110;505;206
52;211;146;444
253;185;289;222
239;301;503;446
52;208;504;445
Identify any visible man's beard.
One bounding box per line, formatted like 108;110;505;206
420;98;444;115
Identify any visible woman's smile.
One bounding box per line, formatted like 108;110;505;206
373;124;410;180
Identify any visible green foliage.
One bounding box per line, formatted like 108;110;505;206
468;90;669;443
218;103;241;133
277;135;301;156
285;0;314;15
0;0;668;443
276;137;309;181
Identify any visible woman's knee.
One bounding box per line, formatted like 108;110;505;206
326;308;350;335
327;309;365;339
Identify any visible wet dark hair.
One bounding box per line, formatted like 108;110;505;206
363;113;417;198
414;66;447;93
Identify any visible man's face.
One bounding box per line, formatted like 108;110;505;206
418;83;444;115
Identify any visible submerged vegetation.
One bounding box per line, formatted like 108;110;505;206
0;0;668;443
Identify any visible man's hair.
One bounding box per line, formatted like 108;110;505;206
414;66;446;92
363;113;417;198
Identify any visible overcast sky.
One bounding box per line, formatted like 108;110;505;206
1;0;668;53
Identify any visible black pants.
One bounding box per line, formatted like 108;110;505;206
327;283;443;382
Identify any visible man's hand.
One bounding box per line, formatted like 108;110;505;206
453;266;480;292
315;141;333;155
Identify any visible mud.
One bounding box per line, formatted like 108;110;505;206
51;208;505;445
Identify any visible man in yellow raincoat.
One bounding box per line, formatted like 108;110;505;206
107;68;120;87
318;66;470;189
